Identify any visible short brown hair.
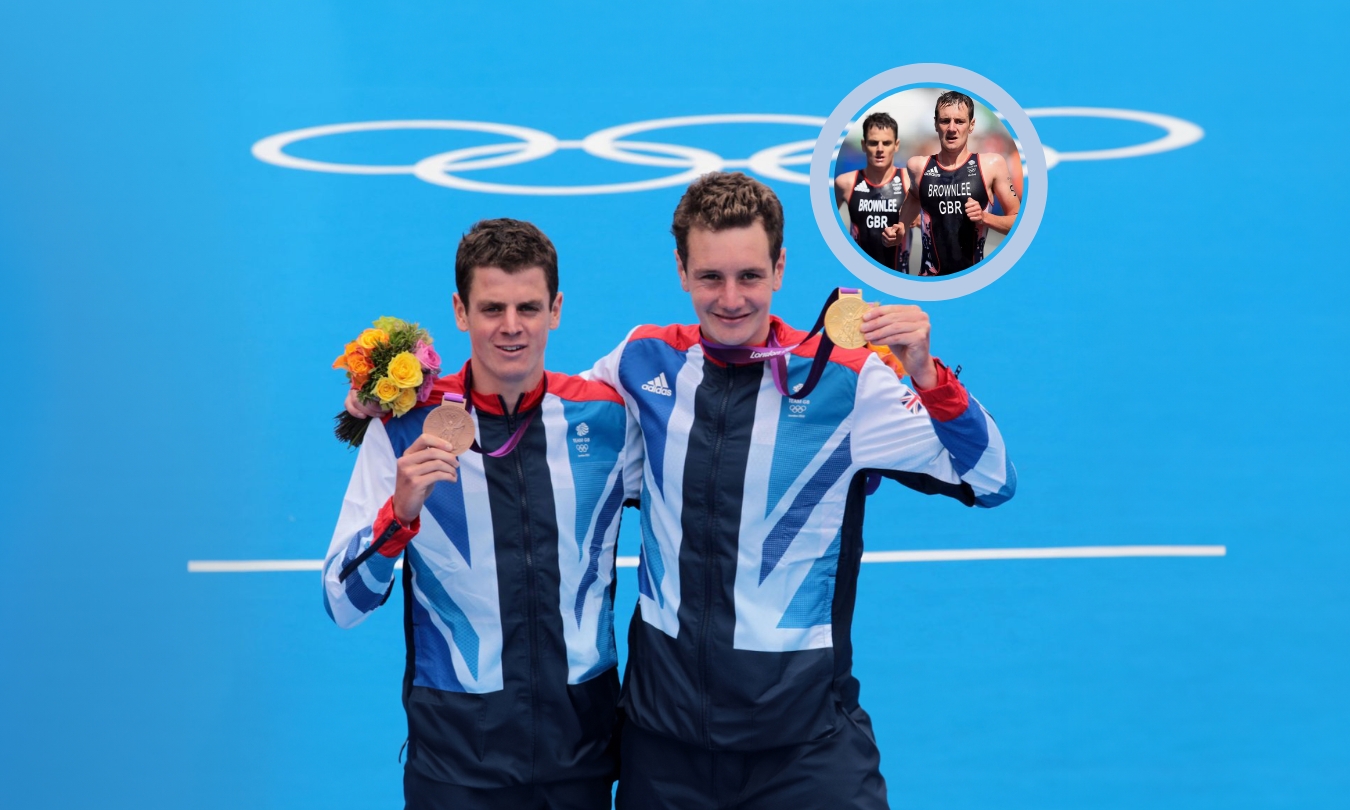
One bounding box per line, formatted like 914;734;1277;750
455;218;559;304
671;172;784;266
934;91;976;121
861;111;898;141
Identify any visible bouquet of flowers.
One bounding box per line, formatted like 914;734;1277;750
332;316;442;446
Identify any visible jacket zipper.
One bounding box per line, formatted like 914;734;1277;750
698;364;735;748
506;396;540;779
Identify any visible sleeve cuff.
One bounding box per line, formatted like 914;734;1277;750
911;358;969;422
373;497;420;558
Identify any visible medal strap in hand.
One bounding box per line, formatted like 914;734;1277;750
421;392;536;458
700;287;866;400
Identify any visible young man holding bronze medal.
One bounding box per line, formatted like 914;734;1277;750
581;172;1015;808
323;218;640;810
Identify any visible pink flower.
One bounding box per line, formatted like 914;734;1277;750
417;374;437;403
414;340;441;374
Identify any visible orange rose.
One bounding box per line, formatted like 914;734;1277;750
345;350;373;377
332;340;360;369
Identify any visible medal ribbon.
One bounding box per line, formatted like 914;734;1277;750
699;287;860;400
443;386;538;458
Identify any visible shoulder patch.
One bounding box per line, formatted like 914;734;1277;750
629;323;701;352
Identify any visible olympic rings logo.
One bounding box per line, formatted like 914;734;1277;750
251;109;1202;196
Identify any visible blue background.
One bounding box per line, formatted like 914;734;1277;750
2;1;1347;808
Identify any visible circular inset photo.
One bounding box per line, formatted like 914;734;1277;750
834;88;1022;277
811;65;1046;300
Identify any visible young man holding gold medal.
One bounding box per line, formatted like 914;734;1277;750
324;219;640;810
581;172;1015;808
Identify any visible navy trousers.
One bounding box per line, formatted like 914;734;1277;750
405;769;613;810
615;706;889;809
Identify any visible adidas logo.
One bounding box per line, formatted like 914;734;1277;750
641;373;673;396
854;180;868;192
924;166;940;177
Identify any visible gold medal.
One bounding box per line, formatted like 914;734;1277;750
824;291;870;350
422;394;476;456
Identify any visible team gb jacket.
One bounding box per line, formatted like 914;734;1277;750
322;363;641;787
586;317;1015;751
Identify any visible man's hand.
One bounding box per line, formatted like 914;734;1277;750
963;197;985;224
859;304;938;389
346;389;384;419
881;222;903;247
392;435;460;523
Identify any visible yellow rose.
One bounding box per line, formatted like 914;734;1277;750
392;386;418;417
356;328;389;350
372;376;401;404
386;351;424;389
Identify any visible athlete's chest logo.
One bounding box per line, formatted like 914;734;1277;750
787;383;810;417
572;421;591;457
641;373;673;396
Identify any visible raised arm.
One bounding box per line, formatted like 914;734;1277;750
852;304;1015;507
322;420;460;627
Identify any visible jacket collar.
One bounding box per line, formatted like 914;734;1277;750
435;360;548;416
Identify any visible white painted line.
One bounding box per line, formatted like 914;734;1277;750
857;545;1226;563
188;546;1225;573
188;560;324;573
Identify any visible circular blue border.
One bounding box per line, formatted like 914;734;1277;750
811;64;1047;300
829;82;1023;282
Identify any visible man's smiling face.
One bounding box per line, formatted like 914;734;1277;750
677;222;784;347
452;265;561;394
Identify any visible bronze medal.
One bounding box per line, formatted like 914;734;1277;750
824;293;870;350
422;395;476;456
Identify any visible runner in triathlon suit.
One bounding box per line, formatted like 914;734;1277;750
327;220;640;810
835;111;912;273
905;90;1020;275
585;173;1016;809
